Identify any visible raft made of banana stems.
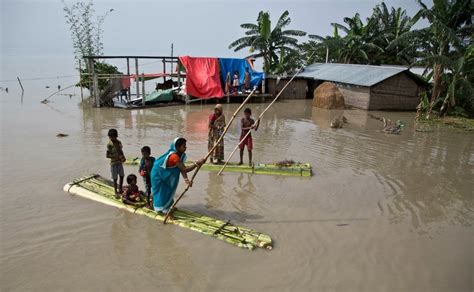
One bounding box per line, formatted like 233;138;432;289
125;158;312;177
63;174;273;250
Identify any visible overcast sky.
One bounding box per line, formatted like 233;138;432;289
2;0;429;57
0;0;431;88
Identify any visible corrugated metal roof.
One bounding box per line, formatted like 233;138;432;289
298;63;409;87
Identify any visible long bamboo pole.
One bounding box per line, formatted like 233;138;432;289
163;87;257;223
217;67;305;176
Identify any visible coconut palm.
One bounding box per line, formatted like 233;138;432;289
229;10;306;73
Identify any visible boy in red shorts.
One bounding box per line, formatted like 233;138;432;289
238;108;259;166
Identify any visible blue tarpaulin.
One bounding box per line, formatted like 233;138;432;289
219;58;264;90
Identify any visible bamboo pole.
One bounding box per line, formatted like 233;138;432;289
17;77;24;93
162;59;166;82
142;73;146;106
163;87;258;223
87;59;93;105
135;58;139;101
126;58;130;101
92;62;100;107
217;67;305;176
78;60;84;101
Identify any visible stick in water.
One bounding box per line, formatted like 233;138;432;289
163;87;257;223
17;77;24;93
217;66;306;176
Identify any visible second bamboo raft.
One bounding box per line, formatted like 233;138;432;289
125;158;312;177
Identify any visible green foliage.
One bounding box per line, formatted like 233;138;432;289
304;2;415;65
410;0;473;117
229;10;306;74
78;62;122;91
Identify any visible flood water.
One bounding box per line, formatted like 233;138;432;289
1;87;473;291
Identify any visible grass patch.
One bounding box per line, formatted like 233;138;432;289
417;116;474;131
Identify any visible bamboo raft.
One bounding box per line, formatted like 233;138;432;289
63;174;273;250
125;158;312;177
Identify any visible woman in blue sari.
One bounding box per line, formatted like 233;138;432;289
150;137;206;213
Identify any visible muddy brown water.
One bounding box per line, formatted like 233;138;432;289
1;95;473;291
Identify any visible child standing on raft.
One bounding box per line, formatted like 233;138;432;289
139;146;155;207
239;108;259;166
106;128;126;198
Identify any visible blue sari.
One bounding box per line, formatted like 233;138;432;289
151;138;187;212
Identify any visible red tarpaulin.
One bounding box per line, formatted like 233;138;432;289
179;56;224;99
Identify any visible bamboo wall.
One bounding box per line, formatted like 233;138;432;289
266;78;308;99
336;84;371;110
369;73;422;110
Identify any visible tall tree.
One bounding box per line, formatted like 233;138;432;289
63;1;109;62
410;0;472;117
371;2;416;65
229;11;306;73
331;13;383;64
306;24;345;64
63;1;119;91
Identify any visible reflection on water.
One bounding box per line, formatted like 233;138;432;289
1;95;473;291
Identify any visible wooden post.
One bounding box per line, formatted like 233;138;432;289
78;59;84;101
162;59;166;82
262;77;266;94
135;58;139;102
17;77;24;93
170;43;174;73
142;73;146;106
91;60;100;107
88;58;93;105
126;58;130;101
177;60;181;87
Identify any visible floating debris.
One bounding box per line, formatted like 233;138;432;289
330;115;348;128
369;114;404;134
275;159;296;168
56;133;69;138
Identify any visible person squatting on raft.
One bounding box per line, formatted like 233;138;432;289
150;138;206;214
208;104;226;164
106;128;126;198
239;108;259;166
139;146;155;207
122;174;146;206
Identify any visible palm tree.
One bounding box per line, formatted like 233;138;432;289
371;2;416;65
306;24;345;64
229;11;306;73
410;0;472;117
439;44;474;116
330;13;383;64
